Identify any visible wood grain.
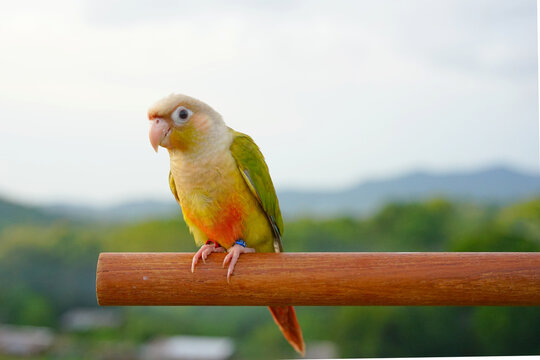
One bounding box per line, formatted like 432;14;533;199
96;252;540;306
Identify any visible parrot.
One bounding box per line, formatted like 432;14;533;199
147;93;305;355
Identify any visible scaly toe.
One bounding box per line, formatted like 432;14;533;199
223;244;255;282
191;254;200;273
226;252;240;283
192;243;223;273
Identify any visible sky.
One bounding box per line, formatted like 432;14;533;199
0;0;538;206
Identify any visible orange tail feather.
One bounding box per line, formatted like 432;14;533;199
268;306;305;356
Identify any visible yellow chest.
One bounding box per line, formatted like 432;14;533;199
169;150;274;251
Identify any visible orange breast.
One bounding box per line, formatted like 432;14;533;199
182;196;245;248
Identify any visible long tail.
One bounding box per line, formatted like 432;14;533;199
268;306;305;356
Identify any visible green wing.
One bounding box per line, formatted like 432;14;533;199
229;129;284;252
169;171;180;203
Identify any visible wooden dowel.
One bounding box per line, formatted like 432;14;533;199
96;252;540;306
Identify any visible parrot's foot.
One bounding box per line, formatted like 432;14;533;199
191;242;226;273
223;243;255;283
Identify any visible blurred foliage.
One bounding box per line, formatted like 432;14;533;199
0;197;539;359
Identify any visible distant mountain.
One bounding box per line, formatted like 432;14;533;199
0;198;57;229
37;165;540;221
45;199;180;222
278;166;540;217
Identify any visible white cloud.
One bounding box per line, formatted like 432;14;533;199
0;0;537;205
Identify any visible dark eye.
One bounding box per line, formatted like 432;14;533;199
172;106;192;125
179;109;189;119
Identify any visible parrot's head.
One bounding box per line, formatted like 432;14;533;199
148;93;225;153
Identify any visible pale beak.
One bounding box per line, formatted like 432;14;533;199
149;118;170;152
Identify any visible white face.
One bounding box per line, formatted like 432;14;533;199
148;94;226;152
161;106;194;147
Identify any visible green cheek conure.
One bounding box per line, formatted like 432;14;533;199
148;93;305;355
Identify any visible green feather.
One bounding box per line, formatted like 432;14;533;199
229;129;284;252
169;171;180;203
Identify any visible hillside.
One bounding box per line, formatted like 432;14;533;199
279;166;540;216
0;198;56;229
45;199;179;223
33;165;540;221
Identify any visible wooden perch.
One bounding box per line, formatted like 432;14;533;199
96;252;540;306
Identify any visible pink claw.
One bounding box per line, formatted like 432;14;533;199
191;243;225;273
223;244;255;283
